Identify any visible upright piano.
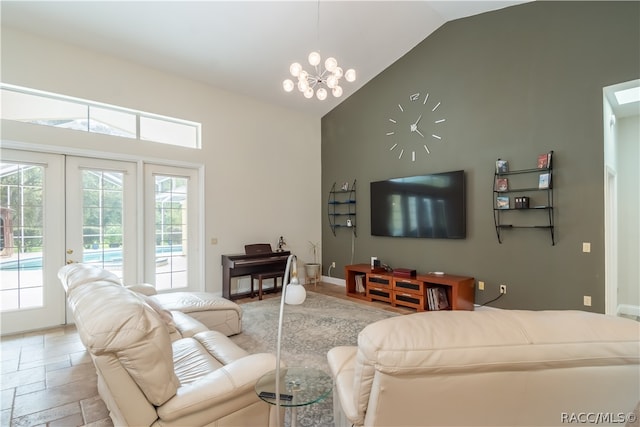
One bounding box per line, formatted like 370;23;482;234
221;250;291;300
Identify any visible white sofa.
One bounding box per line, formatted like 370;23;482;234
328;309;640;427
59;263;282;427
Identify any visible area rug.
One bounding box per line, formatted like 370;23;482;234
230;291;399;427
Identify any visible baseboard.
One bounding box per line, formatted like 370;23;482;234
321;275;345;286
617;304;640;318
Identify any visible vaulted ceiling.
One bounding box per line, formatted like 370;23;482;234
1;1;528;117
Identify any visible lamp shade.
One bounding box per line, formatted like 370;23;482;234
284;256;306;305
285;282;306;305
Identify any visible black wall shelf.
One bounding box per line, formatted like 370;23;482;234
328;180;356;237
493;151;555;245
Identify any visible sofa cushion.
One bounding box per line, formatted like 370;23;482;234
173;337;225;385
151;292;243;336
171;311;209;338
140;293;178;335
67;279;180;405
58;263;122;293
357;310;640;375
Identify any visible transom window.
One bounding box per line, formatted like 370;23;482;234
1;83;201;149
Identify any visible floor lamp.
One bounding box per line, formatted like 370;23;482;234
276;254;306;427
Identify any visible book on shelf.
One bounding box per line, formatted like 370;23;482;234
537;152;551;169
436;288;450;310
496;196;509;209
538;173;551;189
427;288;435;310
427;287;450;311
495;177;508;192
496;159;509;173
355;274;366;293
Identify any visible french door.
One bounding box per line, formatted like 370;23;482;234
0;150;137;334
1;150;66;334
65;157;137;284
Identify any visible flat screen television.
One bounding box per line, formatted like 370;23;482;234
370;170;466;239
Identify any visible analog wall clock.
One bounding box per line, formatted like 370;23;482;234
385;91;447;161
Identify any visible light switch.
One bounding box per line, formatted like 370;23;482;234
582;242;591;253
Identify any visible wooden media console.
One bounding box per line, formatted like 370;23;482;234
345;264;475;311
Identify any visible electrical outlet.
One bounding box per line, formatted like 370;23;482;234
583;295;592;306
478;281;485;290
500;285;507;294
331;261;336;268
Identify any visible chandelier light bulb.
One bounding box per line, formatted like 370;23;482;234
316;87;328;100
290;62;302;77
326;75;338;89
345;68;356;82
308;51;321;66
333;66;343;79
332;86;343;98
304;87;314;99
325;57;338;72
283;79;295;92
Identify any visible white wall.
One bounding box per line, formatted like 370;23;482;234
0;27;322;293
617;114;640;316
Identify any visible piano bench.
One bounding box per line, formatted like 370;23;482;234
250;271;284;300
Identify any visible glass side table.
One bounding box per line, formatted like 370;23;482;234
255;366;332;427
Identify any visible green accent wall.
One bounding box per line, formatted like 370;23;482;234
321;1;640;312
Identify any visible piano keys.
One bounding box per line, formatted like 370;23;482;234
221;250;291;300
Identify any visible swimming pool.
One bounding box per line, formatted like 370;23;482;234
0;246;181;270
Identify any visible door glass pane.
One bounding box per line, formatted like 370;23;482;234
0;163;44;310
82;170;124;278
155;175;188;290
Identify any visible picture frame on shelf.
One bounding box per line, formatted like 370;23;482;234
496;159;509;173
537;152;551;169
496;177;508;192
538;173;551;189
496;196;510;209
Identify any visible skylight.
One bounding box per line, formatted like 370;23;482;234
614;86;640;105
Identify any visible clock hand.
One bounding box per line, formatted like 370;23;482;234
413;114;422;126
415;129;425;138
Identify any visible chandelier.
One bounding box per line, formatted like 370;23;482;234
282;53;356;101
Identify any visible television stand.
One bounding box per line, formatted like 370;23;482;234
344;264;475;311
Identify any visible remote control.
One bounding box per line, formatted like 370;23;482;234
258;391;293;401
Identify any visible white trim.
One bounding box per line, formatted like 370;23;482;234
321;275;345;286
617;304;640;318
0;139;202;170
604;166;618;316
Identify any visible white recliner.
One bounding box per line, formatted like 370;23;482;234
59;263;282;427
328;309;640;427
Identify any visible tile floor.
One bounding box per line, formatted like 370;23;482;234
0;282;408;426
1;324;110;427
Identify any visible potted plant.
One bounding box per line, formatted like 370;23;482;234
304;241;321;285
